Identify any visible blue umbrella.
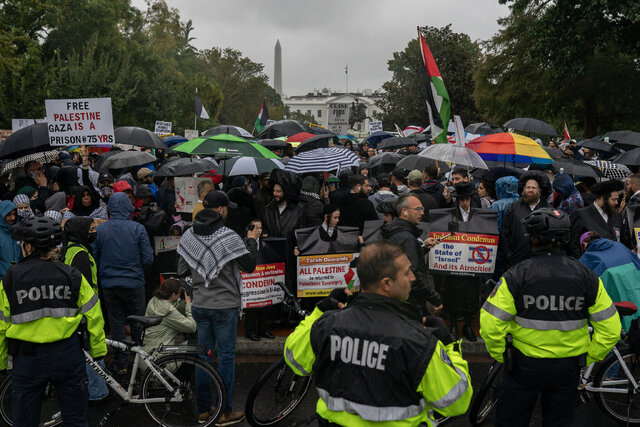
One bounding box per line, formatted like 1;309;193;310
363;131;393;149
162;135;188;147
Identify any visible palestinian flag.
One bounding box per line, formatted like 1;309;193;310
564;122;571;141
254;101;269;133
417;27;451;144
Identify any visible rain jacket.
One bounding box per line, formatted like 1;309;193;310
552;173;584;217
93;193;154;289
490;176;519;233
142;297;196;353
580;238;640;331
0;201;21;281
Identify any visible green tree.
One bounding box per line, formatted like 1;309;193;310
474;0;640;137
285;108;317;125
376;25;482;130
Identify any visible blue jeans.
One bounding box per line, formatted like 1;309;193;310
12;336;88;427
191;306;238;414
87;359;108;400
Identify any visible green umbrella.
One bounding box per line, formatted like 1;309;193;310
172;133;279;159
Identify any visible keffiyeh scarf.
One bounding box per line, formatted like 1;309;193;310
177;226;249;286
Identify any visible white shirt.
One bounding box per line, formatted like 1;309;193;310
459;206;471;222
528;200;540;211
321;223;335;236
594;202;608;223
278;201;287;215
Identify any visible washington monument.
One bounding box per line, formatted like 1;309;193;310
274;39;282;96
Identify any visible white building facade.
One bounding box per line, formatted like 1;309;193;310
283;88;383;137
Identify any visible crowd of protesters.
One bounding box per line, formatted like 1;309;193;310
1;138;640;425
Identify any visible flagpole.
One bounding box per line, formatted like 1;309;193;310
194;88;198;131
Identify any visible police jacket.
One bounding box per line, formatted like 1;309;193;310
480;247;620;365
285;293;472;426
0;254;107;369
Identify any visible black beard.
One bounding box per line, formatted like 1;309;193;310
603;202;615;216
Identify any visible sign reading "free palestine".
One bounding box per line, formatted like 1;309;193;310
45;97;114;146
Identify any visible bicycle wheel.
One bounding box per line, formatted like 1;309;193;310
0;373;62;427
468;361;502;426
140;354;226;427
245;357;312;426
594;347;640;425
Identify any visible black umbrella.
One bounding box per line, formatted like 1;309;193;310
613;148;640;166
257;120;307;139
396;155;450;174
544;146;569;159
367;152;404;170
377;137;417;150
258;139;288;149
503;118;557;136
0;123;50;160
577;138;614;153
99;150;157;171
539;158;602;177
306;125;334;135
294;134;339;153
472;166;525;181
465;122;503;135
203;125;253;138
408;133;430;143
114;126;165;149
155;157;218;177
605;130;640;149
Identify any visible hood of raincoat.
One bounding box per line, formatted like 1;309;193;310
552;173;578;198
495;176;519;200
63;216;94;248
0;201;16;233
107;192;134;220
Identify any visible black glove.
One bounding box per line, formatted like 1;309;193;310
316;287;350;312
424;316;456;346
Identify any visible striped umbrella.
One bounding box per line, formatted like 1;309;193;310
219;157;284;176
467;132;554;164
284;148;360;174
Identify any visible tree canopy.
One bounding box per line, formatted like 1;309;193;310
0;0;281;135
376;25;482;130
474;0;640;137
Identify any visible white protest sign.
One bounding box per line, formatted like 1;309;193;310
12;119;47;132
153;236;181;255
297;253;359;297
154;121;172;135
241;263;286;308
369;121;383;134
428;232;499;275
184;129;199;140
175;177;210;213
328;103;350;135
45;98;114;146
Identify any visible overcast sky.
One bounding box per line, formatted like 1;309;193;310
132;0;509;97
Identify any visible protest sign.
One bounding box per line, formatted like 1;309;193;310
328;103;350;134
174;177;210;213
369;121;383;134
427;208;499;276
12;119;46;132
297;253;359;297
295;225;359;255
184;129;199;140
153;236;181;255
45;98;114;146
154;121;172;135
241;238;286;308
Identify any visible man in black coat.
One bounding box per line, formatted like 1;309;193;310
421;164;448;208
569;179;624;257
499;171;551;270
443;167;482;209
336;174;378;234
381;194;443;316
407;169;438;222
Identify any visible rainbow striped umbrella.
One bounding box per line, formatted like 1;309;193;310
466;132;554;164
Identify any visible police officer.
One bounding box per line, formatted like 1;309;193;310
480;208;621;427
285;241;472;426
0;216;107;426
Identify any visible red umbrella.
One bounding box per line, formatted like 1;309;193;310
285;132;316;143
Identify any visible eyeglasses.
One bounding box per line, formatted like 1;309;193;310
407;207;424;212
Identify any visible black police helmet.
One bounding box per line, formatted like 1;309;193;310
522;207;570;245
12;216;63;249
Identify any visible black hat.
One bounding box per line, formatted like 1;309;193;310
518;170;552;199
203;190;237;209
453;182;476;198
98;172;115;183
591;179;624;197
135;184;154;199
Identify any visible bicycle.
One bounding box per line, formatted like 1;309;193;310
469;301;640;426
0;315;226;427
245;282;313;427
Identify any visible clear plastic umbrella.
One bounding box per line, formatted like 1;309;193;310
418;144;488;169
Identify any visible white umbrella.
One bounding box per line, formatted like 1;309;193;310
220;157;284;176
284;148;360;174
1;150;60;175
